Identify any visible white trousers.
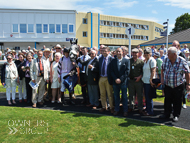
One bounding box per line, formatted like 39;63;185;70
18;78;27;100
5;78;16;100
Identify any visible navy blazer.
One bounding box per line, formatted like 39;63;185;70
99;55;114;85
109;57;130;85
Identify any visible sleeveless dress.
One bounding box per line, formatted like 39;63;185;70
51;61;61;88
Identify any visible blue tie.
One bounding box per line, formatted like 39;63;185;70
102;58;106;76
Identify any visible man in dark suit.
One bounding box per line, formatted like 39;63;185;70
78;50;99;109
99;47;114;113
78;47;91;104
109;48;130;117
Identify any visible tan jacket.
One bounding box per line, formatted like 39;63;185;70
30;58;49;81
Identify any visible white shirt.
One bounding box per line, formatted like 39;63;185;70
142;57;156;84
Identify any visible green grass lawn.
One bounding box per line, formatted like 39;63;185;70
0;106;189;143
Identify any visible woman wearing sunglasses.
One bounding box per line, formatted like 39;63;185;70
1;54;19;105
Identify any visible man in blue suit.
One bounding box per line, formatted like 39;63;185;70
109;48;130;117
99;47;114;113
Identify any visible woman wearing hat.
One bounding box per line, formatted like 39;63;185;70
11;50;18;60
1;54;18;105
142;47;157;116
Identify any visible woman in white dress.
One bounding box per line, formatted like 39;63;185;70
1;54;19;105
50;52;61;103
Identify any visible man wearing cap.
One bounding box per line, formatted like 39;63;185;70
128;48;144;114
58;48;75;105
30;50;50;108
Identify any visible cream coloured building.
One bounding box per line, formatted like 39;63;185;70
76;12;164;50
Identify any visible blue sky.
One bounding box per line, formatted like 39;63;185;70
0;0;190;33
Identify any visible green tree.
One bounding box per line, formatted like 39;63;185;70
171;13;190;34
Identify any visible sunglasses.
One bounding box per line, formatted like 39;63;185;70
144;52;150;54
7;58;12;60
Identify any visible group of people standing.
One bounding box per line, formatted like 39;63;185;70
1;40;190;122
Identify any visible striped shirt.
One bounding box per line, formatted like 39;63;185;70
57;56;73;78
162;56;190;88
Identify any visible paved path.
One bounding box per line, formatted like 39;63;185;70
0;93;190;130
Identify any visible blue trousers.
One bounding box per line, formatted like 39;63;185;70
143;83;154;115
113;84;128;112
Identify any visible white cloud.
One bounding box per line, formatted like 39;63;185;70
0;0;104;13
152;10;158;14
157;0;190;9
104;0;138;8
121;15;160;23
76;5;103;14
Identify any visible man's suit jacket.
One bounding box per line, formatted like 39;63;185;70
109;57;130;85
30;58;49;81
78;57;99;85
99;55;114;85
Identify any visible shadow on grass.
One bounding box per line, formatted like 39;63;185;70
118;119;159;127
60;111;102;118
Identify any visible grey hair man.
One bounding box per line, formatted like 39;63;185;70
160;46;190;122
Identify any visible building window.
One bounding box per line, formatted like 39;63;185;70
100;20;104;25
43;24;48;33
13;24;18;33
36;24;42;33
56;24;61;33
62;24;67;33
20;24;27;33
83;31;87;37
69;24;74;33
28;24;34;33
49;24;55;33
83;18;87;24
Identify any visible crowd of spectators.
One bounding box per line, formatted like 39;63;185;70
1;41;190;122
